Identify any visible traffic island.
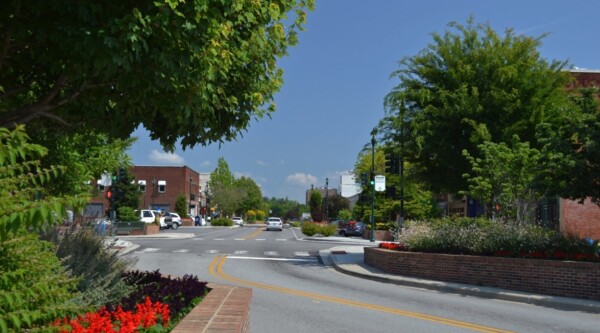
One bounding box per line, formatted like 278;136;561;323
171;283;252;333
365;247;600;301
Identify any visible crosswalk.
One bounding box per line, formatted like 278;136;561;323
134;247;313;259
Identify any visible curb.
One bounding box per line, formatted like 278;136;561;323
321;249;600;314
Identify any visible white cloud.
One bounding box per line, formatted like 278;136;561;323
286;173;317;187
149;150;185;165
256;160;268;167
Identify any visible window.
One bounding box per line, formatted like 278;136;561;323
158;180;166;193
138;180;146;192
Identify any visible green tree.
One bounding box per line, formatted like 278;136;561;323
0;126;87;241
338;209;353;220
384;17;571;194
28;129;135;197
536;88;600;204
326;194;350;221
209;157;239;216
0;0;315;150
235;176;263;216
462;137;542;224
309;190;323;222
110;167;142;211
175;193;188;217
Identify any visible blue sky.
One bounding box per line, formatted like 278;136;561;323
128;0;600;203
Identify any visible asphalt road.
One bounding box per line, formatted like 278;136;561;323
126;227;600;333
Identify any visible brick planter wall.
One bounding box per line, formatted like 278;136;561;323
171;283;252;333
365;247;600;301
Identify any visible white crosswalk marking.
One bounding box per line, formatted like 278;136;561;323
264;251;279;256
140;248;160;252
235;238;244;241
234;250;248;255
214;238;225;240
206;249;219;254
276;239;287;241
294;252;310;257
255;239;266;241
173;249;189;253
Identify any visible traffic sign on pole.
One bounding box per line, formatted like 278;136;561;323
374;175;386;192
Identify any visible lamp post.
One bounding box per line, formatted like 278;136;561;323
151;178;156;209
370;134;376;242
325;177;329;222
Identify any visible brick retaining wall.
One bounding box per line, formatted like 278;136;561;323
171;283;252;333
364;247;600;301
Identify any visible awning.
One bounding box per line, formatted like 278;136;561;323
158;180;166;185
138;180;147;185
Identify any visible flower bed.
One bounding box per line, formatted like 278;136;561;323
365;246;600;301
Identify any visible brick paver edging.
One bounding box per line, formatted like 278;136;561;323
171;283;252;333
364;247;600;301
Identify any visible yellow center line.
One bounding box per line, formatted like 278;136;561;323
242;228;264;240
208;255;513;333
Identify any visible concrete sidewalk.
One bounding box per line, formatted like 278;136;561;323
319;245;600;314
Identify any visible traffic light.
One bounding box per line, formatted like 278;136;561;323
369;171;375;186
385;153;400;174
118;168;127;183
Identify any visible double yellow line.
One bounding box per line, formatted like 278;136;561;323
209;255;512;333
242;228;264;240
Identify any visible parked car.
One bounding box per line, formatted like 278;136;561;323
138;209;172;230
266;217;283;231
341;221;365;237
329;219;350;235
167;212;182;229
232;216;244;226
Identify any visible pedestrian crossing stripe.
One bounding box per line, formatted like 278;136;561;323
137;248;314;258
294;252;310;257
264;251;279;256
275;239;287;241
173;249;189;253
234;250;248;255
140;248;160;252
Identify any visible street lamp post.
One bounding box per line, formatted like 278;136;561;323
151;178;156;209
370;134;376;242
325;177;329;222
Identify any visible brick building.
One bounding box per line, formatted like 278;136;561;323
86;165;203;219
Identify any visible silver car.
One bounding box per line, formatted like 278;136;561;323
266;217;283;231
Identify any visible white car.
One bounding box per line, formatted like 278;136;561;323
266;217;283;231
167;212;182;229
232;216;244;226
138;210;172;229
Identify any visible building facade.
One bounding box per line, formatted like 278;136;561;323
86;165;203;219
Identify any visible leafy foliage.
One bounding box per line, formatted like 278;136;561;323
40;226;137;310
0;126;88;242
175;194;188;218
210;218;234;227
535;88;600;204
119;270;208;321
1;0;315;150
384;16;571;193
309;190;323;222
300;222;336;237
399;218;599;261
117;206;140;222
0;233;80;332
462;137;542;224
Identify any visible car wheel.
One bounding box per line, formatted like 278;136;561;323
171;222;179;230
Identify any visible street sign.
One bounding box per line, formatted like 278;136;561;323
374;175;386;192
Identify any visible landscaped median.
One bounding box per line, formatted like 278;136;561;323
171;283;252;333
364;247;600;301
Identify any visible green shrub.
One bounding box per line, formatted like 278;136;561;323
0;233;81;332
301;222;319;236
117;206;139;222
290;221;301;228
399;218;599;260
211;218;233;226
40;226;137;309
319;224;338;236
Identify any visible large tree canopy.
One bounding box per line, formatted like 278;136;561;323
0;0;314;150
384;17;571;193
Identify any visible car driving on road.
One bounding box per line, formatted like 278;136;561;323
167;212;182;229
232;216;244;226
266;217;283;231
